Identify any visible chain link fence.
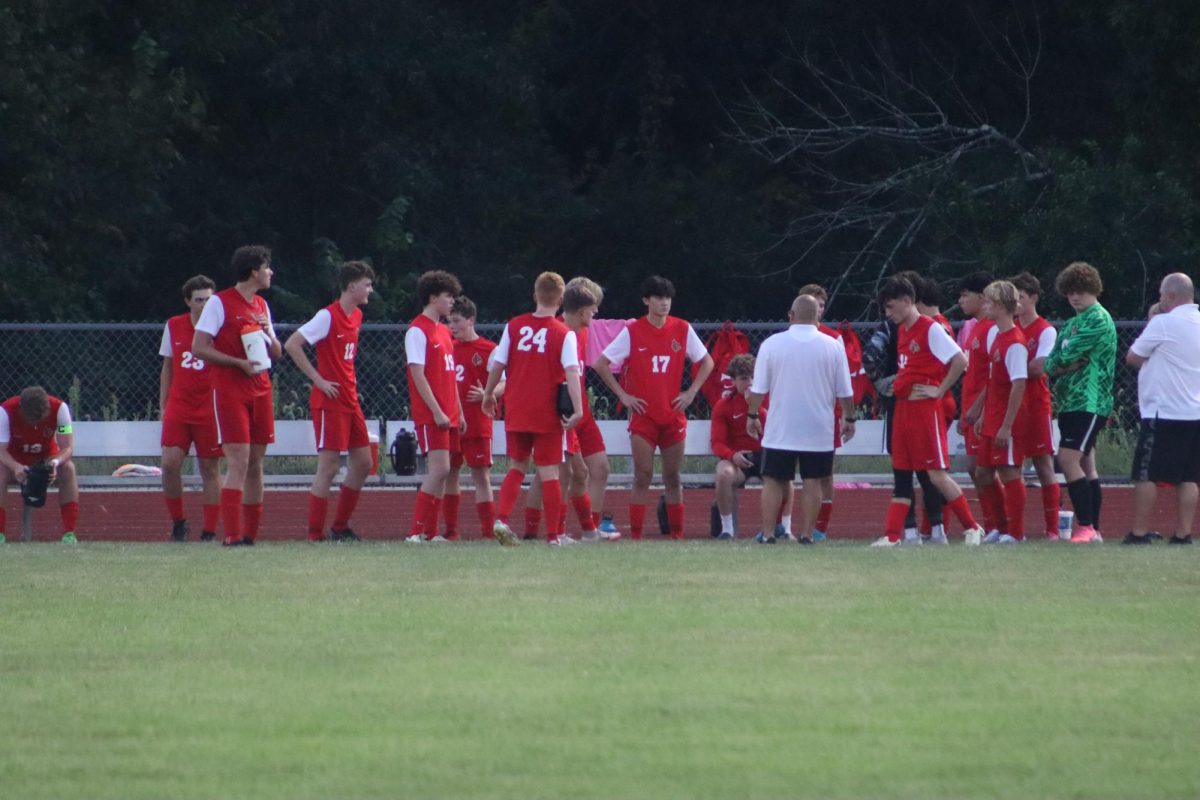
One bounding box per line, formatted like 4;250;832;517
0;320;1148;435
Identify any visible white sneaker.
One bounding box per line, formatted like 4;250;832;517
581;530;601;542
996;534;1022;544
404;534;426;544
903;534;923;546
492;520;519;547
429;534;450;543
983;530;1004;544
549;534;580;546
928;530;949;545
871;536;900;547
963;526;984;546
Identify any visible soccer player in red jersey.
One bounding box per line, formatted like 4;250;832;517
285;261;376;543
443;295;502;540
0;386;80;543
912;276;957;541
594;275;715;540
404;270;465;542
798;283;840;540
873;278;984;546
972;281;1030;543
192;245;282;546
710;354;789;539
482;272;583;546
957;271;1006;536
1012;271;1061;540
159;275;222;542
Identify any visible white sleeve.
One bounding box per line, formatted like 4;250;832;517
685;325;708;362
834;341;853;399
492;326;512;367
57;403;73;428
750;339;772;395
194;295;225;337
1130;316;1165;358
0;408;9;443
560;331;580;371
928;323;963;365
1005;344;1028;380
159;323;173;358
1035;327;1057;359
985;326;999;351
297;309;332;345
601;327;631;365
404;326;428;366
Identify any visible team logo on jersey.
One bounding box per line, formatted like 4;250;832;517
671;339;682;352
909;340;920;353
971;338;981;350
472;353;483;367
992;349;1002;362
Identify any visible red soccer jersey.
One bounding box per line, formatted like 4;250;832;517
454;336;498;439
406;313;459;427
161;313;214;424
895;316;960;398
1017;315;1053;415
196;287;273;398
300;301;362;412
961;317;995;409
495;313;575;434
610;316;707;425
709;392;765;461
932;313;959;421
573;325;595;422
2;394;66;461
982;325;1029;437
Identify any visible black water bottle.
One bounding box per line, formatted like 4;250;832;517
390;429;417;476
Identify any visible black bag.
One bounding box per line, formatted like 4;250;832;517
22;460;52;508
709;499;738;537
657;494;670;536
556;382;573;417
389;429;417;476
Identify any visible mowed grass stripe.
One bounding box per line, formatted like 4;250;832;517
1;543;1197;799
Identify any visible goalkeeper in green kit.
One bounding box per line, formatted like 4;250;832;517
1042;261;1117;543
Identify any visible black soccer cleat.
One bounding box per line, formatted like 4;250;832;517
1120;532;1154;546
1168;534;1193;545
170;519;189;542
199;531;216;542
797;535;814;545
330;527;361;542
240;536;255;546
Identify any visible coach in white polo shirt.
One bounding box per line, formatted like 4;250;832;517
1124;272;1200;545
747;294;854;544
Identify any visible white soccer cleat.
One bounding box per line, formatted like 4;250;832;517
404;534;427;544
927;530;949;545
996;533;1022;544
963;526;985;546
903;534;923;546
492;520;519;547
549;534;580;546
870;536;900;547
429;534;450;543
982;530;1004;544
581;530;601;542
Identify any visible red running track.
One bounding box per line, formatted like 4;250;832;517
3;485;1178;543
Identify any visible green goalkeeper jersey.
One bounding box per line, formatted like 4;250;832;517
1043;301;1117;416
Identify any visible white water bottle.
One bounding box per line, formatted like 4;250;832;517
240;324;271;373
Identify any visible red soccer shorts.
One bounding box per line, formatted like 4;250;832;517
891;399;949;471
1021;407;1055;457
213;389;275;446
506;430;564;467
312;406;370;451
978;432;1027;468
629;414;688;451
161;416;223;458
7;442;59;467
962;422;982;456
574;416;606;458
415;423;460;455
451;436;493;469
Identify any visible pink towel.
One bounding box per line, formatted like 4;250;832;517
586;318;636;370
957;317;977;349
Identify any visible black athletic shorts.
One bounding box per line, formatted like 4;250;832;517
761;448;834;481
1057;411;1105;454
1131;417;1200;484
739;450;764;481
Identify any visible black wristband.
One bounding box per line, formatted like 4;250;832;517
747;413;759;419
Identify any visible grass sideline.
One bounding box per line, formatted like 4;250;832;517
1;542;1197;799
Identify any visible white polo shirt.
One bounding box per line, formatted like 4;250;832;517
1129;303;1200;420
751;324;853;452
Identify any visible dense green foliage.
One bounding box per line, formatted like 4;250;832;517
2;1;1197;322
3;543;1198;798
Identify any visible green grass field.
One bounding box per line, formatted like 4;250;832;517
2;542;1198;799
